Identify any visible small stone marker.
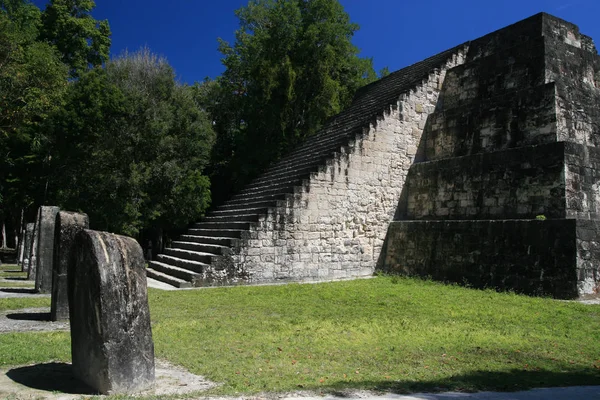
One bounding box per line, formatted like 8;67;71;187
27;218;39;281
69;229;155;394
51;211;89;321
34;206;60;293
17;226;24;267
21;223;34;273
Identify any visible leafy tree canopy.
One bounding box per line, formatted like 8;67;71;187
47;49;215;236
39;0;111;76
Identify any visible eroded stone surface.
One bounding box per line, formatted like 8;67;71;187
27;218;39;282
70;229;154;394
21;223;34;273
34;206;60;293
51;211;89;321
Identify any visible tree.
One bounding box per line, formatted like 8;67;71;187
46;49;215;240
39;0;111;76
0;0;69;247
210;0;376;201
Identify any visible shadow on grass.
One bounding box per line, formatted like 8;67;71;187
3;277;29;281
309;369;600;395
1;270;21;273
0;288;36;294
6;312;51;321
6;362;97;395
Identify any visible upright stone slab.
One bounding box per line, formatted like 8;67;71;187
27;218;39;281
21;223;34;273
51;212;89;321
70;230;154;394
34;206;60;293
17;226;24;267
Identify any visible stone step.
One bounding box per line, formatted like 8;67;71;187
192;221;253;230
149;260;201;283
156;254;208;274
179;235;235;247
263;137;349;172
237;178;305;197
261;129;348;166
225;193;287;207
146;267;191;289
230;184;297;201
217;199;281;211
258;152;333;180
172;241;229;255
202;214;260;223
245;168;316;191
186;228;244;239
211;207;269;217
163;248;215;264
245;170;313;190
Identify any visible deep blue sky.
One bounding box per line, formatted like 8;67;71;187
33;0;600;84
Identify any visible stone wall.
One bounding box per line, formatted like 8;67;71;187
565;142;600;220
404;142;566;220
576;219;600;295
382;220;579;298
424;83;557;160
379;13;600;299
210;49;469;283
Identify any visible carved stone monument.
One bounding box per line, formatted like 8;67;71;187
21;223;34;273
34;206;60;293
51;211;89;321
27;218;38;281
69;229;155;394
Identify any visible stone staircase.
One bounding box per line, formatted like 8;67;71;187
146;44;467;288
148;12;600;296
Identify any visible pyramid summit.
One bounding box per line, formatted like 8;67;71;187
148;13;600;299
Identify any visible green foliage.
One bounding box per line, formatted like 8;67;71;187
208;0;376;202
0;0;69;231
46;49;215;236
39;0;111;76
378;66;391;78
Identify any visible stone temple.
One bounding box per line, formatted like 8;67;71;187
147;13;600;299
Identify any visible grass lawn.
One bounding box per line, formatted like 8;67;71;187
0;264;33;288
1;276;600;397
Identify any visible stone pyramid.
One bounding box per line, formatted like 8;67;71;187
147;13;600;299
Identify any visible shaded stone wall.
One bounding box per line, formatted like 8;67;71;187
565;143;600;220
404;143;566;220
382;220;578;298
209;49;469;283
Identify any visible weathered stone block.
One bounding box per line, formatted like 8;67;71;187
21;223;34;273
34;206;60;293
27;218;39;281
70;230;154;394
51;211;89;321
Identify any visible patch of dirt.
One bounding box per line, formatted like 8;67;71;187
0;307;68;333
0;360;217;399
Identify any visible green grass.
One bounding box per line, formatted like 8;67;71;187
0;264;34;289
149;277;600;395
1;276;600;397
0;296;50;312
0;264;29;280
